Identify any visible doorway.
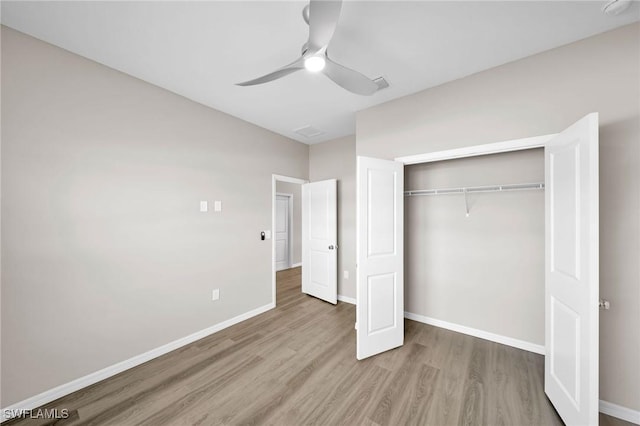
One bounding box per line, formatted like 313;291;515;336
272;175;307;305
272;175;339;306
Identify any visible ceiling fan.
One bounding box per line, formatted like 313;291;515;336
236;0;379;96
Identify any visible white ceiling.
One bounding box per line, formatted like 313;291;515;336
2;1;638;144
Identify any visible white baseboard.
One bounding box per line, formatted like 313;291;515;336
337;294;356;305
404;311;545;355
1;302;275;422
290;262;302;268
600;400;640;424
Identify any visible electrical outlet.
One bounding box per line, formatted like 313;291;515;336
212;289;220;301
343;270;349;279
200;201;208;212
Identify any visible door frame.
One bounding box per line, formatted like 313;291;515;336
272;174;308;306
275;192;294;271
394;133;557;165
392;133;556;339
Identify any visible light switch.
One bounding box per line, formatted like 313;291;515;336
214;201;222;212
343;270;349;279
200;201;208;212
264;230;272;239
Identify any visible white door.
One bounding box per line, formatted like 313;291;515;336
356;156;404;360
302;180;337;304
275;195;290;271
545;113;599;426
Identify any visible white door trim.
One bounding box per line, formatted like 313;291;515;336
273;174;308;184
275;192;294;271
272;175;308;306
394;133;557;165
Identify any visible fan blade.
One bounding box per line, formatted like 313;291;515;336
236;57;304;86
323;57;378;95
308;0;342;51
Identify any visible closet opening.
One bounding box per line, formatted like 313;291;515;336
403;148;545;353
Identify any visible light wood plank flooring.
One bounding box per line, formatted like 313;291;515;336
6;267;633;425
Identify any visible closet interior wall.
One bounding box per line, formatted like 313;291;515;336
404;148;545;346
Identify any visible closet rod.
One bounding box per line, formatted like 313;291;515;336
404;182;544;197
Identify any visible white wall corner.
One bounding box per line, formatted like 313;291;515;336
0;302;275;422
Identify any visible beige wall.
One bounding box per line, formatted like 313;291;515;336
1;27;308;406
309;136;356;299
406;149;544;345
275;181;302;266
357;23;640;411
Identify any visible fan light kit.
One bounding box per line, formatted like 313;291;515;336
304;56;326;72
237;0;379;96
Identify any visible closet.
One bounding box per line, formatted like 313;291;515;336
404;149;545;349
355;113;600;426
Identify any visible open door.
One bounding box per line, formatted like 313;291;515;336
545;113;599;425
356;156;404;360
302;179;337;304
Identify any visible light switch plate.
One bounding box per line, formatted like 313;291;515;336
214;201;222;212
343;270;349;279
212;289;220;301
200;201;208;212
264;230;272;239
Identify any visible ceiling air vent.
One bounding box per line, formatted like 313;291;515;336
374;76;390;91
294;125;325;139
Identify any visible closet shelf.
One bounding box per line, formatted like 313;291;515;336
404;182;544;197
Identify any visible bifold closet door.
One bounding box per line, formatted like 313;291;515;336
356;156;404;360
545;113;599;426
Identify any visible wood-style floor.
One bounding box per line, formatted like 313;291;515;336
6;267;633;425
